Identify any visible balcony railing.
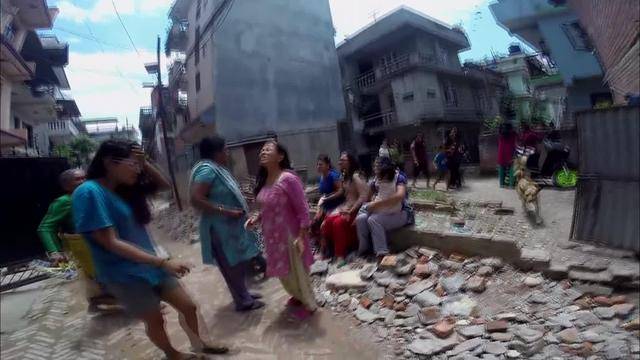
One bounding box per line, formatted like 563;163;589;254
354;52;458;91
361;110;397;132
48;120;79;137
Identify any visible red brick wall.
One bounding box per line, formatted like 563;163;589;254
568;0;640;103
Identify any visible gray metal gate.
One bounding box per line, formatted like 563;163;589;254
571;106;640;252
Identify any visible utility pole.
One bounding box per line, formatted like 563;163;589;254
155;35;183;210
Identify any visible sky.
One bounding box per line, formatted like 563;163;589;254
43;0;526;130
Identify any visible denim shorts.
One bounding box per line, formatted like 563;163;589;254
105;276;179;317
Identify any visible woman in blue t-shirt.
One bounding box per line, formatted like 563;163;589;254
72;139;228;360
311;154;343;258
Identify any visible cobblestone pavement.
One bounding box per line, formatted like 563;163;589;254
1;224;390;360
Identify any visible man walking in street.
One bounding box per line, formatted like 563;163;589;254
410;132;430;188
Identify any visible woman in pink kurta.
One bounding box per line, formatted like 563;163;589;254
248;141;317;319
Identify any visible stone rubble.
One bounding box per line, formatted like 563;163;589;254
307;245;640;359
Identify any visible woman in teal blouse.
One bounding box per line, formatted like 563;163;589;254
190;136;264;312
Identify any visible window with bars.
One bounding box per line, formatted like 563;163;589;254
562;21;593;51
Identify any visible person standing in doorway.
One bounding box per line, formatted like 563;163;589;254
247;141;317;320
410;132;430;188
189;136;265;312
73;139;228;359
497;122;518;188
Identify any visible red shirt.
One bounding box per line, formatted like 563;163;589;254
498;133;517;166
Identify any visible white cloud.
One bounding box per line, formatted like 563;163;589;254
329;0;488;41
57;0;169;23
65;50;167;129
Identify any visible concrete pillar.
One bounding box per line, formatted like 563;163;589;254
0;77;12;130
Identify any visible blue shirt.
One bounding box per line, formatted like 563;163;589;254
318;169;342;212
434;152;448;171
72;180;167;285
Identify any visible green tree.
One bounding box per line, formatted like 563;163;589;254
69;135;97;166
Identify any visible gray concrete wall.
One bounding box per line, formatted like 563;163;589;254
391;71;444;123
211;0;345;142
277;126;340;184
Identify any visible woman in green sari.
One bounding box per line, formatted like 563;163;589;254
190;136;264;312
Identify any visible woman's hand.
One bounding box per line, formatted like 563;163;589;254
245;216;259;230
317;196;326;208
160;258;192;278
367;201;381;213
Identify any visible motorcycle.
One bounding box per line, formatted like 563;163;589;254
516;138;577;188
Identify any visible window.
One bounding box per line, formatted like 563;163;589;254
443;81;458;107
194;26;200;65
402;92;414;102
195;72;201;92
562;21;592;51
196;0;201;19
427;89;437;99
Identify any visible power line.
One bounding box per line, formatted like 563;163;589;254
111;0;140;56
53;26;131;50
84;21;141;94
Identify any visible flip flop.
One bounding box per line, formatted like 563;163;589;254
236;300;265;312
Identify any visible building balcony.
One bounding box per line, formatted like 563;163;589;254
353;52;461;92
47;120;79;138
168;59;186;86
443;107;483;122
0;128;28;148
361;110;398;134
489;0;568;32
165;22;188;55
1;34;35;81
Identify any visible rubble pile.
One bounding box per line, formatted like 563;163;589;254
154;204;199;243
310;247;640;359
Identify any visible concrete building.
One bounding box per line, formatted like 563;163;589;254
1;0;60;155
165;0;345;182
83;117;137;144
566;0;639;104
485;44;567;127
337;7;505;168
490;0;612;127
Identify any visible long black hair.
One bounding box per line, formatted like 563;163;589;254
341;151;360;182
375;156;396;181
87;139;157;225
199;135;226;160
254;141;292;196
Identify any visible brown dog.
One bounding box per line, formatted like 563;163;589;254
513;156;542;224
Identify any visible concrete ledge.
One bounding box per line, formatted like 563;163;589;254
387;226;638;288
389;227;521;263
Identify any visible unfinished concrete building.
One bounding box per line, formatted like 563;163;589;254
165;0;345;184
337;7;504;170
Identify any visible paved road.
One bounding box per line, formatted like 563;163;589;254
1;223;389;360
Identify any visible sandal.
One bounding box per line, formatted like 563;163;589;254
236;300;265;312
290;307;315;320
